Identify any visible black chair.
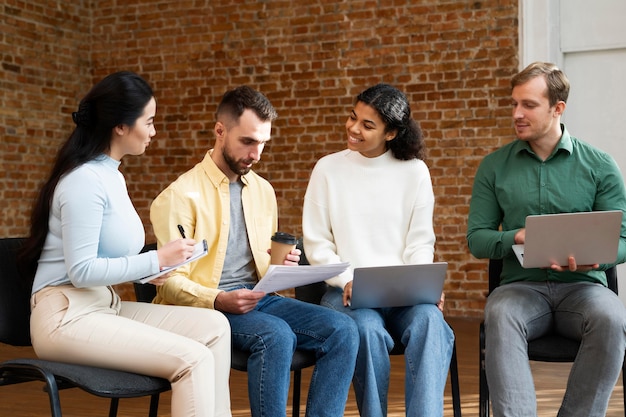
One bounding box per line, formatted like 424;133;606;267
135;243;317;417
295;256;462;417
0;238;170;417
478;259;626;417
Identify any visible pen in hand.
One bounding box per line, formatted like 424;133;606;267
177;224;186;239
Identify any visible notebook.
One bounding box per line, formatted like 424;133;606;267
138;239;209;283
512;211;622;268
349;262;447;309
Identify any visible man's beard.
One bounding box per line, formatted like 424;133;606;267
224;149;253;176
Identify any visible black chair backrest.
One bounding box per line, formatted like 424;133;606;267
293;241;328;304
0;238;33;346
134;282;157;303
142;243;157;253
294;281;327;305
489;258;618;295
134;243;158;303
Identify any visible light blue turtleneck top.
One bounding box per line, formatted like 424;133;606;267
32;155;159;294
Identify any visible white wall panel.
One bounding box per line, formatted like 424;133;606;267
560;0;626;52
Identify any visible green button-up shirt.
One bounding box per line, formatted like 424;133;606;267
467;125;626;285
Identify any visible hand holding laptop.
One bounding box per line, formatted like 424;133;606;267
549;256;599;272
514;227;598;271
511;211;621;269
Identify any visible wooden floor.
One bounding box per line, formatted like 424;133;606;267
0;317;623;416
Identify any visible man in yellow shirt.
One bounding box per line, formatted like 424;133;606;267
150;85;358;417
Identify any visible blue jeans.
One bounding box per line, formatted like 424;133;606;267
224;287;358;417
485;281;626;417
322;287;454;417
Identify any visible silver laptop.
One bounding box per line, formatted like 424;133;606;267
512;210;622;268
349;262;447;309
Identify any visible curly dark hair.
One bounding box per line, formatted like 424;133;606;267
356;83;425;160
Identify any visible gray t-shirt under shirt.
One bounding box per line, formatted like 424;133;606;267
218;180;258;291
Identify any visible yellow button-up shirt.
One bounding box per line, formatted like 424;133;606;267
150;150;278;308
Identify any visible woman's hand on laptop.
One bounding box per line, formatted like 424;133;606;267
550;256;599;272
342;281;353;307
437;292;445;312
514;228;526;244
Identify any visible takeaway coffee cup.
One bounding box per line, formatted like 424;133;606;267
270;232;298;265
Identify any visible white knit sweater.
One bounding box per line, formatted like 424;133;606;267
303;149;436;289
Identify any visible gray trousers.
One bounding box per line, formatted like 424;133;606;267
484;280;626;417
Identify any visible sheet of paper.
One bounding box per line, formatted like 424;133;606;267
252;262;350;293
138;239;208;284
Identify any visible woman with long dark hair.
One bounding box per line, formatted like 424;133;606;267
21;71;232;417
303;83;454;417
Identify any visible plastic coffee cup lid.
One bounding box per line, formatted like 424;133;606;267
271;232;297;244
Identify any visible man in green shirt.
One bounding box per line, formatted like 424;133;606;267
467;62;626;417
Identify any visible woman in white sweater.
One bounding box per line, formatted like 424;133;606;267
303;83;454;417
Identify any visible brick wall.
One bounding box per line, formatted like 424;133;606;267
1;1;92;235
0;0;519;318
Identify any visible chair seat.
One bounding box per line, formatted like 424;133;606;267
231;348;317;372
0;358;170;397
528;335;580;362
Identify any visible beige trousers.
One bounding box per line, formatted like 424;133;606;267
30;285;231;417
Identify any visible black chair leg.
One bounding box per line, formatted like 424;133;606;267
40;372;63;417
292;369;302;417
46;392;63;417
479;322;489;417
449;341;462;417
149;393;161;417
108;398;119;417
